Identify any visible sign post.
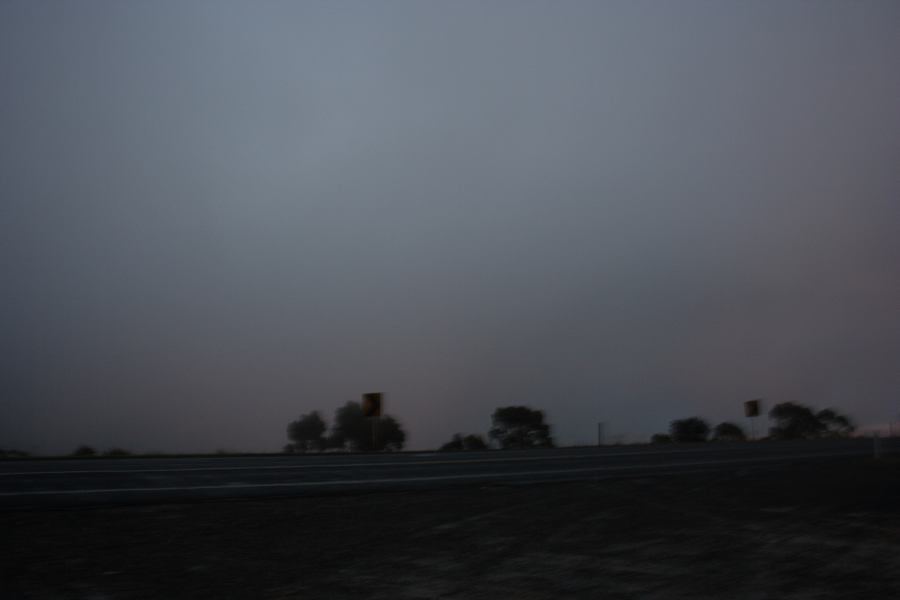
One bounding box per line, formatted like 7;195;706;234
362;393;383;451
744;399;762;440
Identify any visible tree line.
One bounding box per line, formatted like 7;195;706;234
286;404;555;453
652;402;855;443
4;400;859;460
286;400;857;453
285;401;406;452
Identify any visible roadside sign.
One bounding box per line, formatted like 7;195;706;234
744;399;761;418
362;393;383;418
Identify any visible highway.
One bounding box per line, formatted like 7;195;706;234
0;439;891;509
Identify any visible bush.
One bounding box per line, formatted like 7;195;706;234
489;406;554;449
103;448;131;457
462;434;488;450
72;445;97;457
440;434;464;452
712;422;746;442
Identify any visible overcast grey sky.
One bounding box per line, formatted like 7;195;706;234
2;1;899;454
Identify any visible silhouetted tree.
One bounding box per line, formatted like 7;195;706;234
650;433;672;444
768;403;823;440
768;403;855;439
72;445;96;457
712;422;746;442
324;432;347;451
330;402;367;450
462;434;488;450
816;409;855;438
670;417;710;443
440;433;489;451
440;434;465;451
329;401;406;451
375;415;406;451
287;411;328;452
489;406;554;449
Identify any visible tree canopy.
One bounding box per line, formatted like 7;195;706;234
329;401;406;451
374;415;406;451
670;417;710;443
329;401;367;450
712;422;746;442
440;433;488;451
769;403;854;440
462;434;488;450
489;406;554;449
286;411;328;452
816;409;854;438
72;445;96;457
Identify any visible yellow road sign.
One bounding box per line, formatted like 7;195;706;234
744;399;761;417
362;393;383;418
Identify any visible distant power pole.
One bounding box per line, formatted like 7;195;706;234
597;422;605;446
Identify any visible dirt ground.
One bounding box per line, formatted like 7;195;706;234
3;458;899;599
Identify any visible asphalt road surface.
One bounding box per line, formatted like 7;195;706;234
1;439;892;509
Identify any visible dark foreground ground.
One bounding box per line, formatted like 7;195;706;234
3;457;899;599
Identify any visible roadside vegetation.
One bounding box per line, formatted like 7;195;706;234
650;402;856;444
2;401;863;459
439;433;488;452
488;406;554;448
0;448;29;459
439;405;553;451
285;401;407;453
